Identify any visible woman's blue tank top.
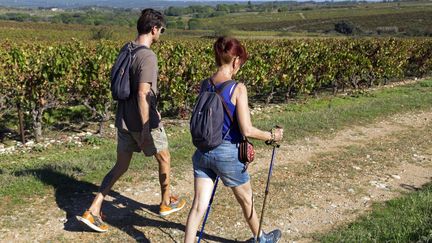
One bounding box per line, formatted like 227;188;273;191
203;79;242;143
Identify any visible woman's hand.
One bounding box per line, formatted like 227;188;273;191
273;127;284;142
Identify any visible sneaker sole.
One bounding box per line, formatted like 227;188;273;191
159;202;186;217
76;216;107;233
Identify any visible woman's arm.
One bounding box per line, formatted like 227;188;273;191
234;83;282;142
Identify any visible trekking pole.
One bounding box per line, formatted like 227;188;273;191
257;141;280;242
198;176;220;243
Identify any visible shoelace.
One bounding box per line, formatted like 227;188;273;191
170;195;179;204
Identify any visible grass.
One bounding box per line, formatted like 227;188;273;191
252;79;432;143
264;116;432;242
291;117;432;190
320;182;432;242
0;20;327;43
0;79;431;214
0;20;135;42
194;2;432;34
1;1;432;42
198;111;432;242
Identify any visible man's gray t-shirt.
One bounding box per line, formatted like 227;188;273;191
115;43;160;132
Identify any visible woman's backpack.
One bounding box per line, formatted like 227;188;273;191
190;79;236;152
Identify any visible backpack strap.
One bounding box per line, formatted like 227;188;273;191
219;91;235;124
125;41;148;56
200;78;235;94
209;78;236;94
219;83;249;141
214;80;238;139
209;79;236;121
131;44;148;56
199;79;210;93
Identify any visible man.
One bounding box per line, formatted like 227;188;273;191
77;8;186;233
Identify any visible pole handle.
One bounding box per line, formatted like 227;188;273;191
265;140;280;147
265;125;282;147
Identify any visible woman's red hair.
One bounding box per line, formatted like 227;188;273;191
214;36;248;67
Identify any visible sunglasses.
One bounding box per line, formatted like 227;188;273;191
153;26;165;34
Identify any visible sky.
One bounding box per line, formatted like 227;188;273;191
0;0;287;9
0;0;370;9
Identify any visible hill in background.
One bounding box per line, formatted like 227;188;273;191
0;0;431;38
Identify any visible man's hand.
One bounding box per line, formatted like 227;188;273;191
137;82;152;151
139;128;153;150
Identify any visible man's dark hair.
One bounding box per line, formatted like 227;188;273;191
137;8;166;35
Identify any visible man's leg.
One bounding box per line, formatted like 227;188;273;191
88;150;133;217
154;149;171;206
77;150;133;232
154;148;186;216
148;127;185;216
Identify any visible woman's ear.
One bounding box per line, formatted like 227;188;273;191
233;57;240;69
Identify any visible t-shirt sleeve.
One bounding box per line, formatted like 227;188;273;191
137;52;158;84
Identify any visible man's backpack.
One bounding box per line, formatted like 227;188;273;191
110;42;147;100
190;79;237;152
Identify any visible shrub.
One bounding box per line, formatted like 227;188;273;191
91;27;114;40
335;21;356;35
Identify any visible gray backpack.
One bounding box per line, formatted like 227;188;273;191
110;42;147;100
190;79;236;152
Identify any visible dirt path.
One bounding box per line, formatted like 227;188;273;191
1;110;431;243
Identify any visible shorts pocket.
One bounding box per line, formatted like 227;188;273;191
214;153;237;163
216;159;243;174
192;150;204;165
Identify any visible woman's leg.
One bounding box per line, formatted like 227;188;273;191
231;181;260;237
184;177;215;243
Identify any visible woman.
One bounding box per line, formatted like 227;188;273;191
184;36;284;243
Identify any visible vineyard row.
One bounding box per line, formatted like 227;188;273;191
1;38;431;141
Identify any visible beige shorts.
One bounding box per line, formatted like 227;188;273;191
117;127;169;156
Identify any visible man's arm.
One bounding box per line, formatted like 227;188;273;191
137;82;152;147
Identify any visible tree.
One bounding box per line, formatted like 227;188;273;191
248;1;253;11
335;21;355;35
188;19;201;30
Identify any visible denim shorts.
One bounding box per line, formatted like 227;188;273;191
193;140;250;187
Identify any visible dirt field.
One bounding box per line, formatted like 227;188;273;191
0;110;431;243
